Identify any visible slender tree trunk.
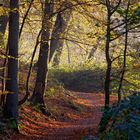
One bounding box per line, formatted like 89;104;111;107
30;0;53;115
104;1;111;109
19;30;42;105
118;0;130;102
88;47;96;60
0;2;9;106
88;38;102;60
104;0;122;108
52;43;63;66
0;15;8;37
0;0;8;36
4;0;19;131
19;0;34;38
66;40;71;64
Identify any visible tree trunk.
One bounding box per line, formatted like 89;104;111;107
30;0;53;115
117;0;130;102
0;1;9;106
104;2;111;109
0;0;8;35
88;38;102;60
4;0;19;131
66;40;71;64
49;1;72;63
52;43;63;66
104;0;122;108
0;15;8;36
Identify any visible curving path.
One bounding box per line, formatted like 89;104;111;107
11;92;117;140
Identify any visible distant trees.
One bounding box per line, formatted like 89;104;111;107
0;15;8;46
0;0;8;37
23;0;140;111
0;0;139;132
49;1;72;66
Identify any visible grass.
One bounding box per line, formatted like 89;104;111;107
49;66;105;93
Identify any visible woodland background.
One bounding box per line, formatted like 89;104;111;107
0;0;140;139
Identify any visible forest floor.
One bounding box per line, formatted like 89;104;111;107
3;92;117;140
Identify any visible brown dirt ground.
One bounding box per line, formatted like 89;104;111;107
3;92;117;140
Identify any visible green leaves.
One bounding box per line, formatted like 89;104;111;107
99;94;140;139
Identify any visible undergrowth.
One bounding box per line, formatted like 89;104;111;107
99;93;140;140
49;65;105;93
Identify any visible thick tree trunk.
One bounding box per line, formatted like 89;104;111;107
49;1;71;63
30;0;53;115
4;0;19;131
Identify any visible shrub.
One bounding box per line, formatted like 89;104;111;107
99;93;140;140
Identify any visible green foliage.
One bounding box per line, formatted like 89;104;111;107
2;106;18;131
117;2;140;24
99;94;140;140
7;118;18;130
99;107;112;133
0;109;18;133
49;64;105;93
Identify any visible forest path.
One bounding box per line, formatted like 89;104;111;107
11;92;117;140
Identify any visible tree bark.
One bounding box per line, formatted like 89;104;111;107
66;40;71;64
49;1;72;63
52;42;63;66
104;0;111;109
30;0;53;115
0;0;8;35
0;2;9;105
0;15;8;36
19;0;34;38
4;0;19;131
19;30;42;105
117;0;130;102
104;0;122;108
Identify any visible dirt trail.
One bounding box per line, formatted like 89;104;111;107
11;92;117;140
